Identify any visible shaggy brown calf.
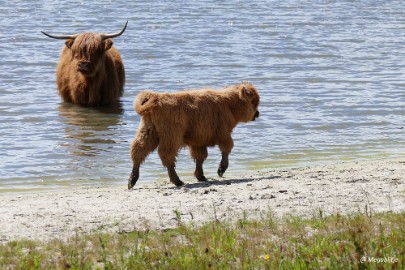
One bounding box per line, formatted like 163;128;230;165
42;22;127;107
128;82;260;188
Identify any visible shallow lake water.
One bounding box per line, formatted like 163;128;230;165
1;0;404;191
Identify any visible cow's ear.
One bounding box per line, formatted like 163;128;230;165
103;39;113;51
65;39;74;48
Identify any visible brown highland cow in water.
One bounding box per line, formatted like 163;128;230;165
41;22;127;107
128;82;260;188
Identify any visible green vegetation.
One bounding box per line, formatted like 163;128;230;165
1;210;404;269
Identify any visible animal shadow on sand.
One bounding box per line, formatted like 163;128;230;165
177;175;282;190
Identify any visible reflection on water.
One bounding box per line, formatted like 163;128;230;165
58;103;123;157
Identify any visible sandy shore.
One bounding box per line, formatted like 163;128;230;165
1;158;404;243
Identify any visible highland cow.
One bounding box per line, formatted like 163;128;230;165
42;22;127;107
128;82;260;188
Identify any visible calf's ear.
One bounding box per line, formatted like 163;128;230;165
103;39;113;51
242;86;252;97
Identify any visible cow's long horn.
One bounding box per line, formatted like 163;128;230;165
41;31;78;40
101;21;128;40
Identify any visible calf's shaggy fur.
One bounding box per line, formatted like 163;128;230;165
128;82;260;188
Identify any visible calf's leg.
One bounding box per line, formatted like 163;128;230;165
158;145;184;187
217;136;234;177
128;120;159;189
167;165;184;187
218;152;229;177
190;146;208;182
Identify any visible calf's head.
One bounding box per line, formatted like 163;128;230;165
235;83;260;122
42;22;127;76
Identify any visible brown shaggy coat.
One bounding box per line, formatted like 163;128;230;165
128;82;260;188
53;33;125;106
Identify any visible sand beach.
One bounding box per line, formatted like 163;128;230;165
0;158;404;243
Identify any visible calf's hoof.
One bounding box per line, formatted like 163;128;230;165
128;179;136;190
197;175;208;182
217;167;225;177
128;171;139;190
173;180;185;187
170;176;184;187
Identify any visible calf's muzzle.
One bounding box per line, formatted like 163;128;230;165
252;110;259;121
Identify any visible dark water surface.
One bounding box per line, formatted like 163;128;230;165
1;1;404;191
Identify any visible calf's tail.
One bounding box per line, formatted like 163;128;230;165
134;91;158;115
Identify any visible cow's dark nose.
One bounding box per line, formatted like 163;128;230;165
78;61;90;72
